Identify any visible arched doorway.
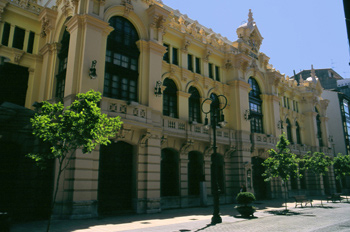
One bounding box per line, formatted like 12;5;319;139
188;151;204;196
161;148;179;197
98;141;134;215
252;157;269;200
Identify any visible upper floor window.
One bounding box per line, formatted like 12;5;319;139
207;63;220;81
163;43;170;63
315;107;323;147
215;66;220;82
249;77;263;133
344;100;349;117
104;16;139;102
27;31;35;54
172;47;178;65
293;100;299;112
286;119;293;143
13;26;25;50
188;87;201;123
296;121;301;144
188;54;193;72
195;57;201;74
1;22;10;46
208;63;214;79
55;28;70;99
163;78;178;118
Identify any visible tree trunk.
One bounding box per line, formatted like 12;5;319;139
46;159;64;232
284;181;288;211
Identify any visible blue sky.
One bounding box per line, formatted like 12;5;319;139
162;0;350;78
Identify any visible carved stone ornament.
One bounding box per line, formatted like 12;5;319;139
117;126;132;139
203;48;212;62
224;149;235;159
61;0;73;17
187;22;198;36
0;1;8;22
224;57;233;70
180;139;194;157
204;146;213;158
182;39;191;52
142;0;154;6
13;51;25;64
122;0;134;17
18;0;29;8
139;132;152;147
40;16;50;38
70;0;79;14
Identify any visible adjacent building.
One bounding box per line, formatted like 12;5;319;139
0;0;336;219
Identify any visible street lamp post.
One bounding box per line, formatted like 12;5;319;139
201;94;227;225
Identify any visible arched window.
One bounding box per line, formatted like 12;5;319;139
316;108;323;146
163;78;178;118
188;87;201;123
211;154;225;194
55;28;70;99
104;16;139;102
161;149;179;197
296;121;301;144
188;151;203;196
286;119;293;143
249;77;263;133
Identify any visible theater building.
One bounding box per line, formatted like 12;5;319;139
0;0;336;219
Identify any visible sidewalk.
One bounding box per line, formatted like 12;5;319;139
10;198;327;232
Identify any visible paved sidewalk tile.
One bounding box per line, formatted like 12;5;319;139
11;198;330;232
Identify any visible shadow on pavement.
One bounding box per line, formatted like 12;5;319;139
193;223;214;231
266;210;303;216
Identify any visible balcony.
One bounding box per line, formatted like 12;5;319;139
250;133;278;150
101;98;159;126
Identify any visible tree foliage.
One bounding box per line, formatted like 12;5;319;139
262;133;300;210
28;90;122;167
333;154;350;180
302;151;333;176
27;90;122;232
262;133;301;182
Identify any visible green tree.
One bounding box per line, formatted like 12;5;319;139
303;151;333;176
333;154;350;184
27;90;122;232
262;133;300;211
302;152;333;204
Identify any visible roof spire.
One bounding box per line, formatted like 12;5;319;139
248;9;254;25
311;65;317;83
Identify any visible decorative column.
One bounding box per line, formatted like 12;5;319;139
137;130;162;213
65;14;113;96
303;111;318;146
146;4;170;43
136;40;166;109
178;91;191;121
179;151;189;207
261;94;280;136
40;43;60;100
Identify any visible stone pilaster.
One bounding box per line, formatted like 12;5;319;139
136;130;162;213
65;14;113;96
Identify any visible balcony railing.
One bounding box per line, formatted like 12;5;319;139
101;98;149;124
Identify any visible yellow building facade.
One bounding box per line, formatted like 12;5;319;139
0;0;336;219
